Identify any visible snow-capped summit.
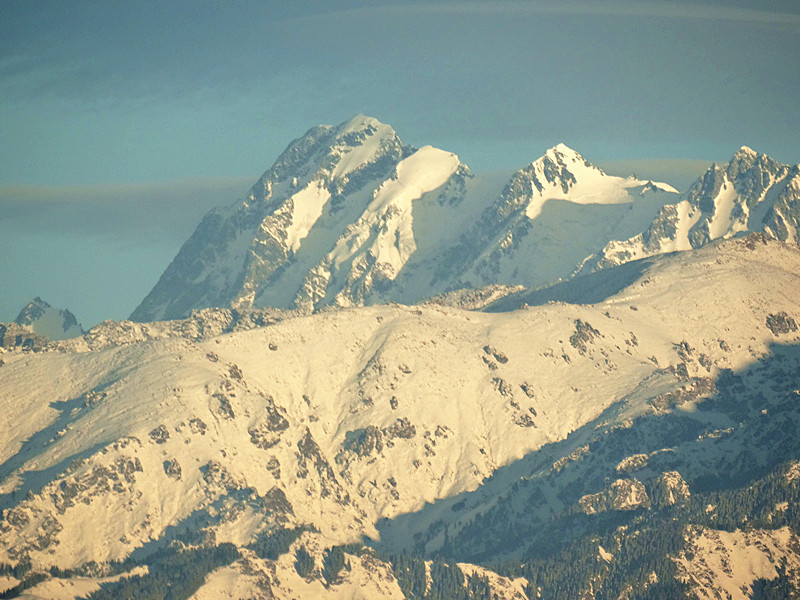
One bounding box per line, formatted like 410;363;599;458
544;142;599;169
14;297;84;340
541;142;596;171
336;113;384;135
131;118;796;322
517;144;676;219
130;115;418;321
733;144;757;158
581;146;800;272
130;118;685;321
431;145;680;292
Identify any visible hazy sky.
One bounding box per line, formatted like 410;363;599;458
1;0;799;327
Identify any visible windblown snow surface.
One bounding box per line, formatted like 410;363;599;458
2;236;800;599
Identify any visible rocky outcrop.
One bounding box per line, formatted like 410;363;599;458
650;471;690;508
0;322;50;351
579;478;651;514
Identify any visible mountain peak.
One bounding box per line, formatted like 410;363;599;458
130;117;796;323
530;143;604;182
725;145;784;188
14;297;84;340
547;142;581;157
338;113;386;134
728;145;759;170
735;145;757;157
15;297;52;321
539;143;593;167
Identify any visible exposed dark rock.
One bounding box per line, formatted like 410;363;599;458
264;486;294;515
766;312;798;335
342;426;384;457
569;320;601;355
228;364;244;381
492;377;514;397
266;456;281;479
200;460;241;490
189;417;207;435
675;362;690;380
249;425;281;450
675;340;694;362
149;425;170;444
383;418;416;440
649;378;716;414
263;398;290;432
213;392;235;420
483;345;509;364
297;428;345;502
49;455;143;514
514;414;535;428
163;459;182;480
434;425;450;439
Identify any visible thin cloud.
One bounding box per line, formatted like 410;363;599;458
307;1;800;31
0;177;254;205
0;177;254;240
596;157;713;191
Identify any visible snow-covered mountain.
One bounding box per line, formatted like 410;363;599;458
580;146;800;272
130;116;679;321
13;297;84;340
4;116;800;599
2;236;800;599
132;119;800;323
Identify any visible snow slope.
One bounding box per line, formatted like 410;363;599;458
582;146;800;272
129;117;680;320
675;526;800;600
1;236;800;599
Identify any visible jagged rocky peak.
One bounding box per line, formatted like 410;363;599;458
727;144;777;175
132;117;692;322
582;146;800;274
135;116;796;326
686;162;726;211
544;142;597;168
731;144;757;163
687;145;785;210
726;145;784;202
248;114;409;203
487;144;604;223
520;143;602;195
14;297;84;340
130;114;457;322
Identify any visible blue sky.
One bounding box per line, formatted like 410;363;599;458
1;0;799;326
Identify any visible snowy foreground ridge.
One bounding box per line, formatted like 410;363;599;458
2;236;800;599
130;115;800;323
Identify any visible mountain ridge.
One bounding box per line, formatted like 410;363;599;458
4;116;800;599
130;116;687;322
580;145;800;273
2;236;800;599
